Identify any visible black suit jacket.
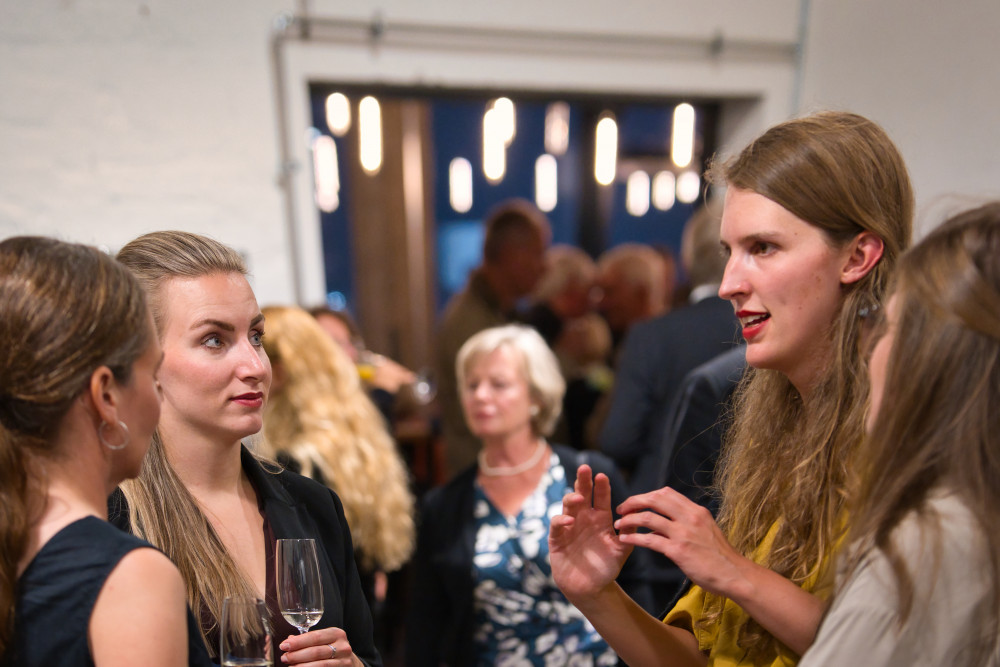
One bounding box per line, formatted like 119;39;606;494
599;296;740;495
109;446;381;667
405;444;652;667
648;346;747;611
659;345;747;515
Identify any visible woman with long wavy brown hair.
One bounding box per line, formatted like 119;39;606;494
801;203;1000;665
550;110;913;667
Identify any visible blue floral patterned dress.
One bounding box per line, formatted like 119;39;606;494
471;452;618;666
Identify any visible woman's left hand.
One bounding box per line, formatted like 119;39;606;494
614;486;749;599
279;627;362;666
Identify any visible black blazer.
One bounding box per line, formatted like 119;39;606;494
405;444;651;667
109;446;381;667
649;346;747;612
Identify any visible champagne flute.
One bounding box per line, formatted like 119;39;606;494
276;538;324;634
220;596;273;666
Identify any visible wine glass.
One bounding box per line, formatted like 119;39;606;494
410;367;437;405
220;596;273;666
276;538;324;634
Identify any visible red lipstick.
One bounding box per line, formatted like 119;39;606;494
736;310;770;341
231;392;264;408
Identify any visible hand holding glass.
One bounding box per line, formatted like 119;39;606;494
276;538;324;634
220;596;273;666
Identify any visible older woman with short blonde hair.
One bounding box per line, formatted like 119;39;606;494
407;324;649;666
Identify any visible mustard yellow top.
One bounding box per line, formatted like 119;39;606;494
663;522;835;667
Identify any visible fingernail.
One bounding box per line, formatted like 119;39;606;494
280;641;290;651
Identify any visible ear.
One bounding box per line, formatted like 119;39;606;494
86;365;120;426
841;231;885;285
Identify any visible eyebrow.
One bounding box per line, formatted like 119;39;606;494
192;319;236;332
724;231;783;247
191;313;265;331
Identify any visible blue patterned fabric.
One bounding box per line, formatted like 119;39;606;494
471;452;617;666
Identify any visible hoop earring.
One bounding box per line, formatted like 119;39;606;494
98;420;130;451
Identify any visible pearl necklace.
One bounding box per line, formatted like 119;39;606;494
478;439;548;476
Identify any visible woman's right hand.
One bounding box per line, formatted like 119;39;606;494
614;485;747;598
549;464;633;603
279;626;361;666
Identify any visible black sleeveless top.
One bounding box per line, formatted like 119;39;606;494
3;516;213;666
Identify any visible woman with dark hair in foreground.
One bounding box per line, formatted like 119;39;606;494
0;236;211;666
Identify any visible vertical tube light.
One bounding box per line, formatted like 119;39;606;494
652;171;676;211
483;107;506;182
594;115;618;186
535;154;558;212
312;135;340;213
545;101;570;155
671;103;695;168
325;93;351;136
449;157;473;213
626;170;650;216
359;96;382;174
676;171;702;204
493;97;516;146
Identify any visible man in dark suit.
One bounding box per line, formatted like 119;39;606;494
599;201;740;496
650;345;747;611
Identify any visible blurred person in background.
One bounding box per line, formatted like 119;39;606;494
523;243;598;347
262;305;416;661
599;200;739;497
261;306;415;664
594;243;668;357
310;306;417;424
436;198;551;479
408;325;649;666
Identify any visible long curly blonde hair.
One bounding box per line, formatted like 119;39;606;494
260;305;415;573
704;111;913;660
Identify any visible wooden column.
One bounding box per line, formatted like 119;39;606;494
345;98;436;370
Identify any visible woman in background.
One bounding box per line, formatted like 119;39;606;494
0;236;211;666
800;203;1000;665
408;324;648;666
310;306;417;423
114;231;379;666
261;305;415;652
550;111;913;666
